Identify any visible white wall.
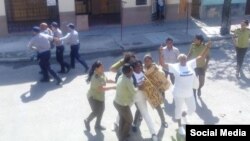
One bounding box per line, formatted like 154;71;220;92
0;0;6;16
58;0;75;12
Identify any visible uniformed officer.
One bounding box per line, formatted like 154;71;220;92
51;22;71;74
28;26;62;85
59;23;89;73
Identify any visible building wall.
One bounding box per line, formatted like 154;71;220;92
0;0;8;36
58;0;76;32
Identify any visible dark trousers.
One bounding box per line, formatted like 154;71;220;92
166;71;175;84
38;51;61;82
133;104;141;126
86;97;105;127
70;44;88;69
236;47;248;71
114;101;133;141
56;46;70;72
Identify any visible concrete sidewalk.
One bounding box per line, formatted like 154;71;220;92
0;17;244;62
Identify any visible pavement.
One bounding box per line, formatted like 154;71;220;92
0;16;249;63
1;44;250;141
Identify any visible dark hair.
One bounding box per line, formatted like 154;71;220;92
243;20;249;26
86;60;102;83
122;63;132;74
166;37;173;42
195;34;204;43
131;60;142;69
67;23;75;29
51;22;59;28
32;26;40;33
123;52;136;63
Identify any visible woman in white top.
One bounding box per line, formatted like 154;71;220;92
159;41;212;135
132;60;158;141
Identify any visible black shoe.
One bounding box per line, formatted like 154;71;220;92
95;125;106;130
132;125;137;132
40;78;50;82
161;122;168;128
56;79;63;85
66;66;71;73
84;120;90;131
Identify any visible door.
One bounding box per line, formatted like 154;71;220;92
191;0;201;19
246;0;250;15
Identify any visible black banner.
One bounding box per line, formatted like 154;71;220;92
186;125;250;140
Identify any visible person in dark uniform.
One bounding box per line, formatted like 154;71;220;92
51;22;71;74
59;23;89;73
28;26;62;85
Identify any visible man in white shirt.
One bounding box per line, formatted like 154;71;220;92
160;38;180;84
59;23;89;73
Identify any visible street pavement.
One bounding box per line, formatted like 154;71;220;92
1;16;249;62
0;41;250;141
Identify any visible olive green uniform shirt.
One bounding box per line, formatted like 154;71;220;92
234;28;250;48
87;73;107;102
189;43;209;68
114;74;137;106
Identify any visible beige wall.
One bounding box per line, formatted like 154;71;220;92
58;0;75;12
0;0;6;16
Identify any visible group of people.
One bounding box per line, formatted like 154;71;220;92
27;19;249;141
28;22;89;85
84;33;213;141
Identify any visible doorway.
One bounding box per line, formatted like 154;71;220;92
89;0;121;26
191;0;201;19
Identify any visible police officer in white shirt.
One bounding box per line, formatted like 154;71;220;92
28;26;62;85
59;23;89;73
51;22;70;74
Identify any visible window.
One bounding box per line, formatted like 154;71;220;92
75;0;90;15
136;0;147;6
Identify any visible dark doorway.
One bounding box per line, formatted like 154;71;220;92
5;0;60;33
89;0;121;26
246;0;250;15
191;0;201;19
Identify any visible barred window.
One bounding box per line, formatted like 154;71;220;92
136;0;147;5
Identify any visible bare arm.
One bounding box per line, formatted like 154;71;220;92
98;85;116;92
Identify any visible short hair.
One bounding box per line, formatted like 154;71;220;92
166;37;173;42
32;26;40;33
51;22;58;28
195;34;204;43
243;20;249;26
67;23;75;29
177;54;187;61
122;63;132;74
131;60;142;69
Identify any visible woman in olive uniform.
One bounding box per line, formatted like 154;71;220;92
84;60;116;131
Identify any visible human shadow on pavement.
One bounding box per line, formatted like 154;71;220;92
84;129;104;141
196;97;219;124
164;98;175;122
133;125;165;141
237;71;250;89
20;81;61;103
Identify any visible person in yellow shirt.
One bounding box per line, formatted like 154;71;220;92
187;35;210;97
232;20;250;78
84;60;116;131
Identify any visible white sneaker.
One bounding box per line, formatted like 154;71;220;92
152;134;158;141
178;126;186;136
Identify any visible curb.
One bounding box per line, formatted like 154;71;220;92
0;36;232;63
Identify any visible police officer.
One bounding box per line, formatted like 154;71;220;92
51;22;71;74
28;26;62;85
59;23;89;73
